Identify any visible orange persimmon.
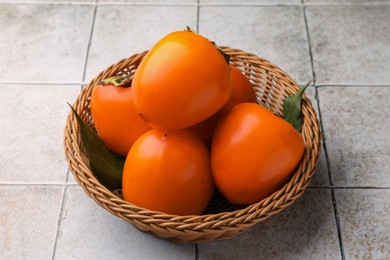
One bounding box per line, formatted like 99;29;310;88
132;29;232;130
211;103;304;205
122;129;214;215
90;76;152;156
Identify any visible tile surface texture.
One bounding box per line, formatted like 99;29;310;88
0;84;81;184
306;5;390;85
318;86;390;187
99;0;196;2
199;6;312;85
0;0;94;2
336;189;390;258
1;0;389;258
305;0;390;3
54;186;195;259
0;4;94;83
0;186;63;259
200;0;301;3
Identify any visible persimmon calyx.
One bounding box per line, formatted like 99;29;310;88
99;75;132;87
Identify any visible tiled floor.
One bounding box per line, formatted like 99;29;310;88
0;0;389;259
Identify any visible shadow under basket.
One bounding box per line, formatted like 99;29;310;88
64;46;322;244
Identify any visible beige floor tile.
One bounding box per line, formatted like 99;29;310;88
305;0;390;4
198;6;312;85
336;189;390;259
318;87;390;187
306;5;390;85
0;4;93;83
84;5;197;81
0;0;94;3
0;186;63;259
198;189;340;259
54;185;195;259
0;84;81;184
201;0;300;3
99;0;196;3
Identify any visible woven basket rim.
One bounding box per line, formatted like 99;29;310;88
64;46;321;243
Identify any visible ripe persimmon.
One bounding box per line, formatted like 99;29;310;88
187;64;257;146
210;103;304;205
132;29;232;130
220;64;257;114
122;129;214;215
90;75;152;156
186;113;220;147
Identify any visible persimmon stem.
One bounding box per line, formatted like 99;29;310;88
185;25;196;33
99;75;131;87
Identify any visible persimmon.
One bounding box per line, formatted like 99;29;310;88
210;103;304;205
122;129;214;215
186;113;220;147
187;64;257;146
90;75;152;156
221;64;257;114
132;29;232;130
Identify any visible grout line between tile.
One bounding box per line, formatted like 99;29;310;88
81;0;98;83
51;185;68;260
302;4;316;85
316;86;345;260
331;189;345;260
313;91;343;259
195;243;199;260
315;87;333;186
196;0;200;33
301;0;336;191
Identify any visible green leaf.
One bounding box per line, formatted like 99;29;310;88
68;103;124;191
283;81;311;132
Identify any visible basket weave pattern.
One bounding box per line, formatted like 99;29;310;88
64;47;321;243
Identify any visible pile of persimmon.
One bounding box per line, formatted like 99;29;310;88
89;28;305;216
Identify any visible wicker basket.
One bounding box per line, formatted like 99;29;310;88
64;46;321;244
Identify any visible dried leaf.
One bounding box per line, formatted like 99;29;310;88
68;103;124;190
